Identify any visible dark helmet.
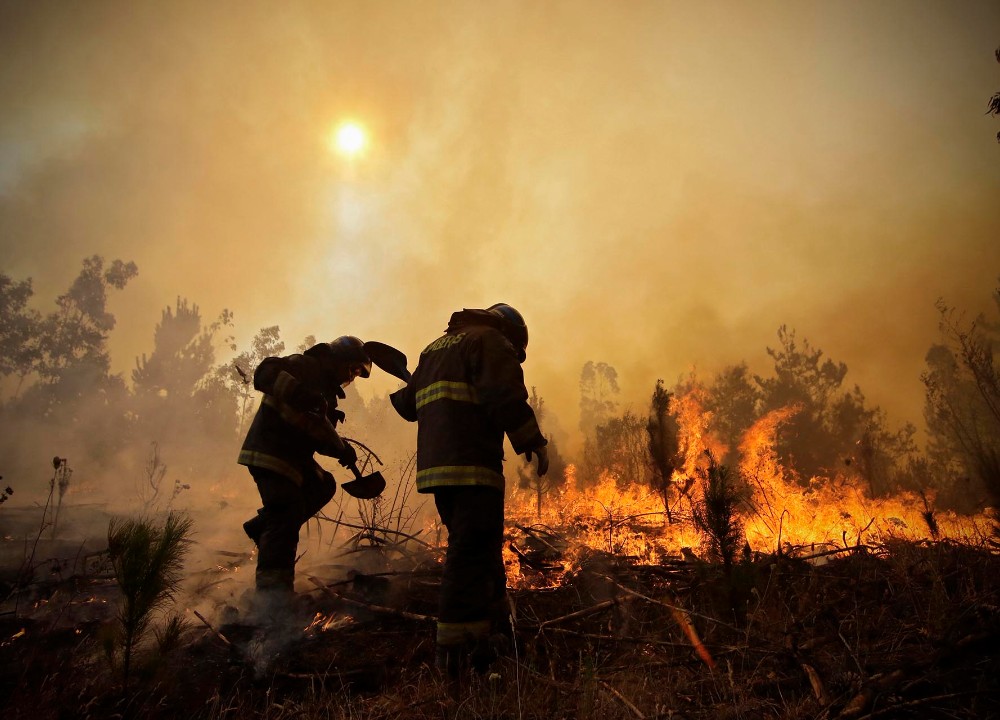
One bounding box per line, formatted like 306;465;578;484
305;335;372;379
486;303;528;362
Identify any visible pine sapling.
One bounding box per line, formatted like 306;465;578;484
106;511;193;687
692;451;748;571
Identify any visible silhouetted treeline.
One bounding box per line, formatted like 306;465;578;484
3;257;996;520
0;256;299;509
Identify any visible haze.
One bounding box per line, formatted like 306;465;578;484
3;1;999;448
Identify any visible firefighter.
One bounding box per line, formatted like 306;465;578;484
238;336;370;600
389;303;549;676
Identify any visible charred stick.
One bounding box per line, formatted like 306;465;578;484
855;692;981;720
591;573;719;670
797;545;874;562
801;662;828;704
599;680;646;719
536;596;632;631
307;576;434;622
318;515;432;548
190;609;232;647
593;573;732;628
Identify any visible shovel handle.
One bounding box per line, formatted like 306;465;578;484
347;462;364;480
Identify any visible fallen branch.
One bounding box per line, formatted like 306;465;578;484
318;516;432;548
190;608;232;648
599;680;646;719
855;691;983;720
307;576;434;623
592;573;717;670
536;596;633;631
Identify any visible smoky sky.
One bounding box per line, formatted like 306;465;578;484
2;0;999;450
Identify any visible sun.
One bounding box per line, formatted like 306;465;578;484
331;121;368;157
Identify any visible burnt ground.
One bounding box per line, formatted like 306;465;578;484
1;524;999;720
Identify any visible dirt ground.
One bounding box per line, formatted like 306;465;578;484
2;516;1000;719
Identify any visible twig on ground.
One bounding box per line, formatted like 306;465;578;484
599;680;646;719
318;515;433;548
536;596;634;631
307;576;435;623
190;608;232;647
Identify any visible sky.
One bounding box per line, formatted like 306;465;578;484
2;0;999;451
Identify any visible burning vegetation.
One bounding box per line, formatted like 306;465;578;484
1;262;999;718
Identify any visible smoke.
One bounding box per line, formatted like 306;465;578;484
2;0;1000;468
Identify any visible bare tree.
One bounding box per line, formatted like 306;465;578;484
988;46;1000;143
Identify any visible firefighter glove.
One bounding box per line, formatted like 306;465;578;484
525;445;549;477
337;441;358;469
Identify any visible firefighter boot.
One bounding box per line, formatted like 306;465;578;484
470;633;512;675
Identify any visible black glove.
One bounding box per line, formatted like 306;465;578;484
328;408;346;426
525;445;549;477
337;441;358;469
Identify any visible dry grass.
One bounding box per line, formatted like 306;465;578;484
2;529;999;720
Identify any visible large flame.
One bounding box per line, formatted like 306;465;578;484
505;391;991;588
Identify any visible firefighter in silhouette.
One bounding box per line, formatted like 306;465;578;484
238;336;370;599
390;303;549;676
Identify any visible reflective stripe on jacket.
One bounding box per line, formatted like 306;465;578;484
390;323;545;493
237;354;345;486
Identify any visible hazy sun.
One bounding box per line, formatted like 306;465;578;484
331;121;367;157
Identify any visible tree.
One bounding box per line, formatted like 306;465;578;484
704;363;760;465
754;326;856;480
516;387;567;517
988;46;1000;143
692;452;747;571
133;299;220;401
132;300;238;484
922;282;1000;510
586;410;649;489
579;361;619;436
753;326;913;491
222;325;285;434
646;379;683;522
28;256;138;414
0;274;42;398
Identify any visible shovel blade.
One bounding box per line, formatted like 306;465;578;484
341;471;386;500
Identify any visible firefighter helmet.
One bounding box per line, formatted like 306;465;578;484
486;303;528;362
305;336;372;379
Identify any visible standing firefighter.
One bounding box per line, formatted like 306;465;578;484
238;336;372;600
390;303;549;676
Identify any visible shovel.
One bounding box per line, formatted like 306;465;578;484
341;462;386;500
362;341;411;382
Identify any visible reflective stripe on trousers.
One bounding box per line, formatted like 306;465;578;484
432;485;506;646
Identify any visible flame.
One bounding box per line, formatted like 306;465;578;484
505;392;990;580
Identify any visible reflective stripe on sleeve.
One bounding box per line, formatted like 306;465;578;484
237;449;304;486
415;380;478;410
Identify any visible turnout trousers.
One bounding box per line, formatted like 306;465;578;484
432;485;509;648
246;466;336;593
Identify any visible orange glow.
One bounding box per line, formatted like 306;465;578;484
506;388;991;588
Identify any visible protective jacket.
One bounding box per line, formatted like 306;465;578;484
237;354;349;486
390;311;546;493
